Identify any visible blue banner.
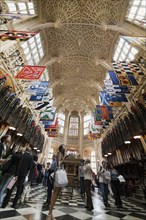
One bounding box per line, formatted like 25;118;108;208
27;81;49;95
109;70;138;86
99;89;128;106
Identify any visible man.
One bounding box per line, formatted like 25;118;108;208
78;160;85;196
43;155;57;207
97;161;110;207
11;147;33;208
84;159;93;211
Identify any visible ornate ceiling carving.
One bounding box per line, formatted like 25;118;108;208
34;0;130;112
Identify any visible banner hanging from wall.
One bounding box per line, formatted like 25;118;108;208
40;109;56;121
34;99;53;110
95;105;113;121
99;89;128;106
0;30;38;41
104;79;130;94
27;81;49;95
15;66;46;80
112;61;144;76
108;70;138;86
88;133;101;140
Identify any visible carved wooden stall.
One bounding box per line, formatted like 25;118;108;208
63;157;81;197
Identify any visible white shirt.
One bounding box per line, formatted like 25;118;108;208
84;163;92;180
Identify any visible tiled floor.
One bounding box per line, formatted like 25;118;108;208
0;185;146;220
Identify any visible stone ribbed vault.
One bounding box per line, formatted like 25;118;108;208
34;0;130;112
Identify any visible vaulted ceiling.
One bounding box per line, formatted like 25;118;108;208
34;0;130;113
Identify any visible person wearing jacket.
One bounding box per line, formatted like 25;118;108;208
20;155;38;203
84;159;94;211
0;150;22;207
43;155;57;207
97;161;110;207
110;164;123;208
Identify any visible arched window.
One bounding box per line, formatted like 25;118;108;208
6;1;35;15
113;36;138;62
58;112;65;134
69;115;79;136
126;0;146;28
91;151;97;174
21;33;44;66
84;114;91;135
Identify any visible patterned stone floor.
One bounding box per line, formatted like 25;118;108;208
0;185;146;220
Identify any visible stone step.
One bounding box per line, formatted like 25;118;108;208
133;193;146;201
129;197;146;206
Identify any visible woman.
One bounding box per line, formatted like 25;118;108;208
47;144;68;220
110;164;123;208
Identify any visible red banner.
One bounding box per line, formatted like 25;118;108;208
0;30;38;41
15;66;46;80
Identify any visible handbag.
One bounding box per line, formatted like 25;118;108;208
7;177;17;190
54;168;68;188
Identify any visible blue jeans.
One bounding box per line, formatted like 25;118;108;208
0;174;14;206
100;182;109;205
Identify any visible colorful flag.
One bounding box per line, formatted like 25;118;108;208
109;70;138;86
30;94;43;101
0;30;38;41
99;89;128;106
88;117;102;134
15;66;46;80
40;110;55;121
47;130;58;137
104;79;130;94
27;81;49;95
88;133;101;140
34;99;53;110
95;105;113;121
45;118;58;131
112;61;144;76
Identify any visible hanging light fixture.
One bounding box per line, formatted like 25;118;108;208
125;141;131;144
133;135;141;139
9;126;16;130
108;153;112;155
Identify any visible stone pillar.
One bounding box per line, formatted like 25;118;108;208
140;136;146;152
95;139;103;166
63;111;71;146
41;136;52;166
79;112;84;158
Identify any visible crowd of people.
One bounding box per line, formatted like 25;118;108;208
0;136;127;220
78;159;124;210
0;134;40;208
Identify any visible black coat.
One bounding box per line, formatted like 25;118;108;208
0;142;5;158
16;151;33;177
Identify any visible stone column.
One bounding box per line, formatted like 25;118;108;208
79;112;84;158
94;139;103;167
63;111;71;146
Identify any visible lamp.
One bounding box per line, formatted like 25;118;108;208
133;135;141;139
104;154;108;157
9;126;16;130
125;141;131;144
108;153;112;155
17;133;22;136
